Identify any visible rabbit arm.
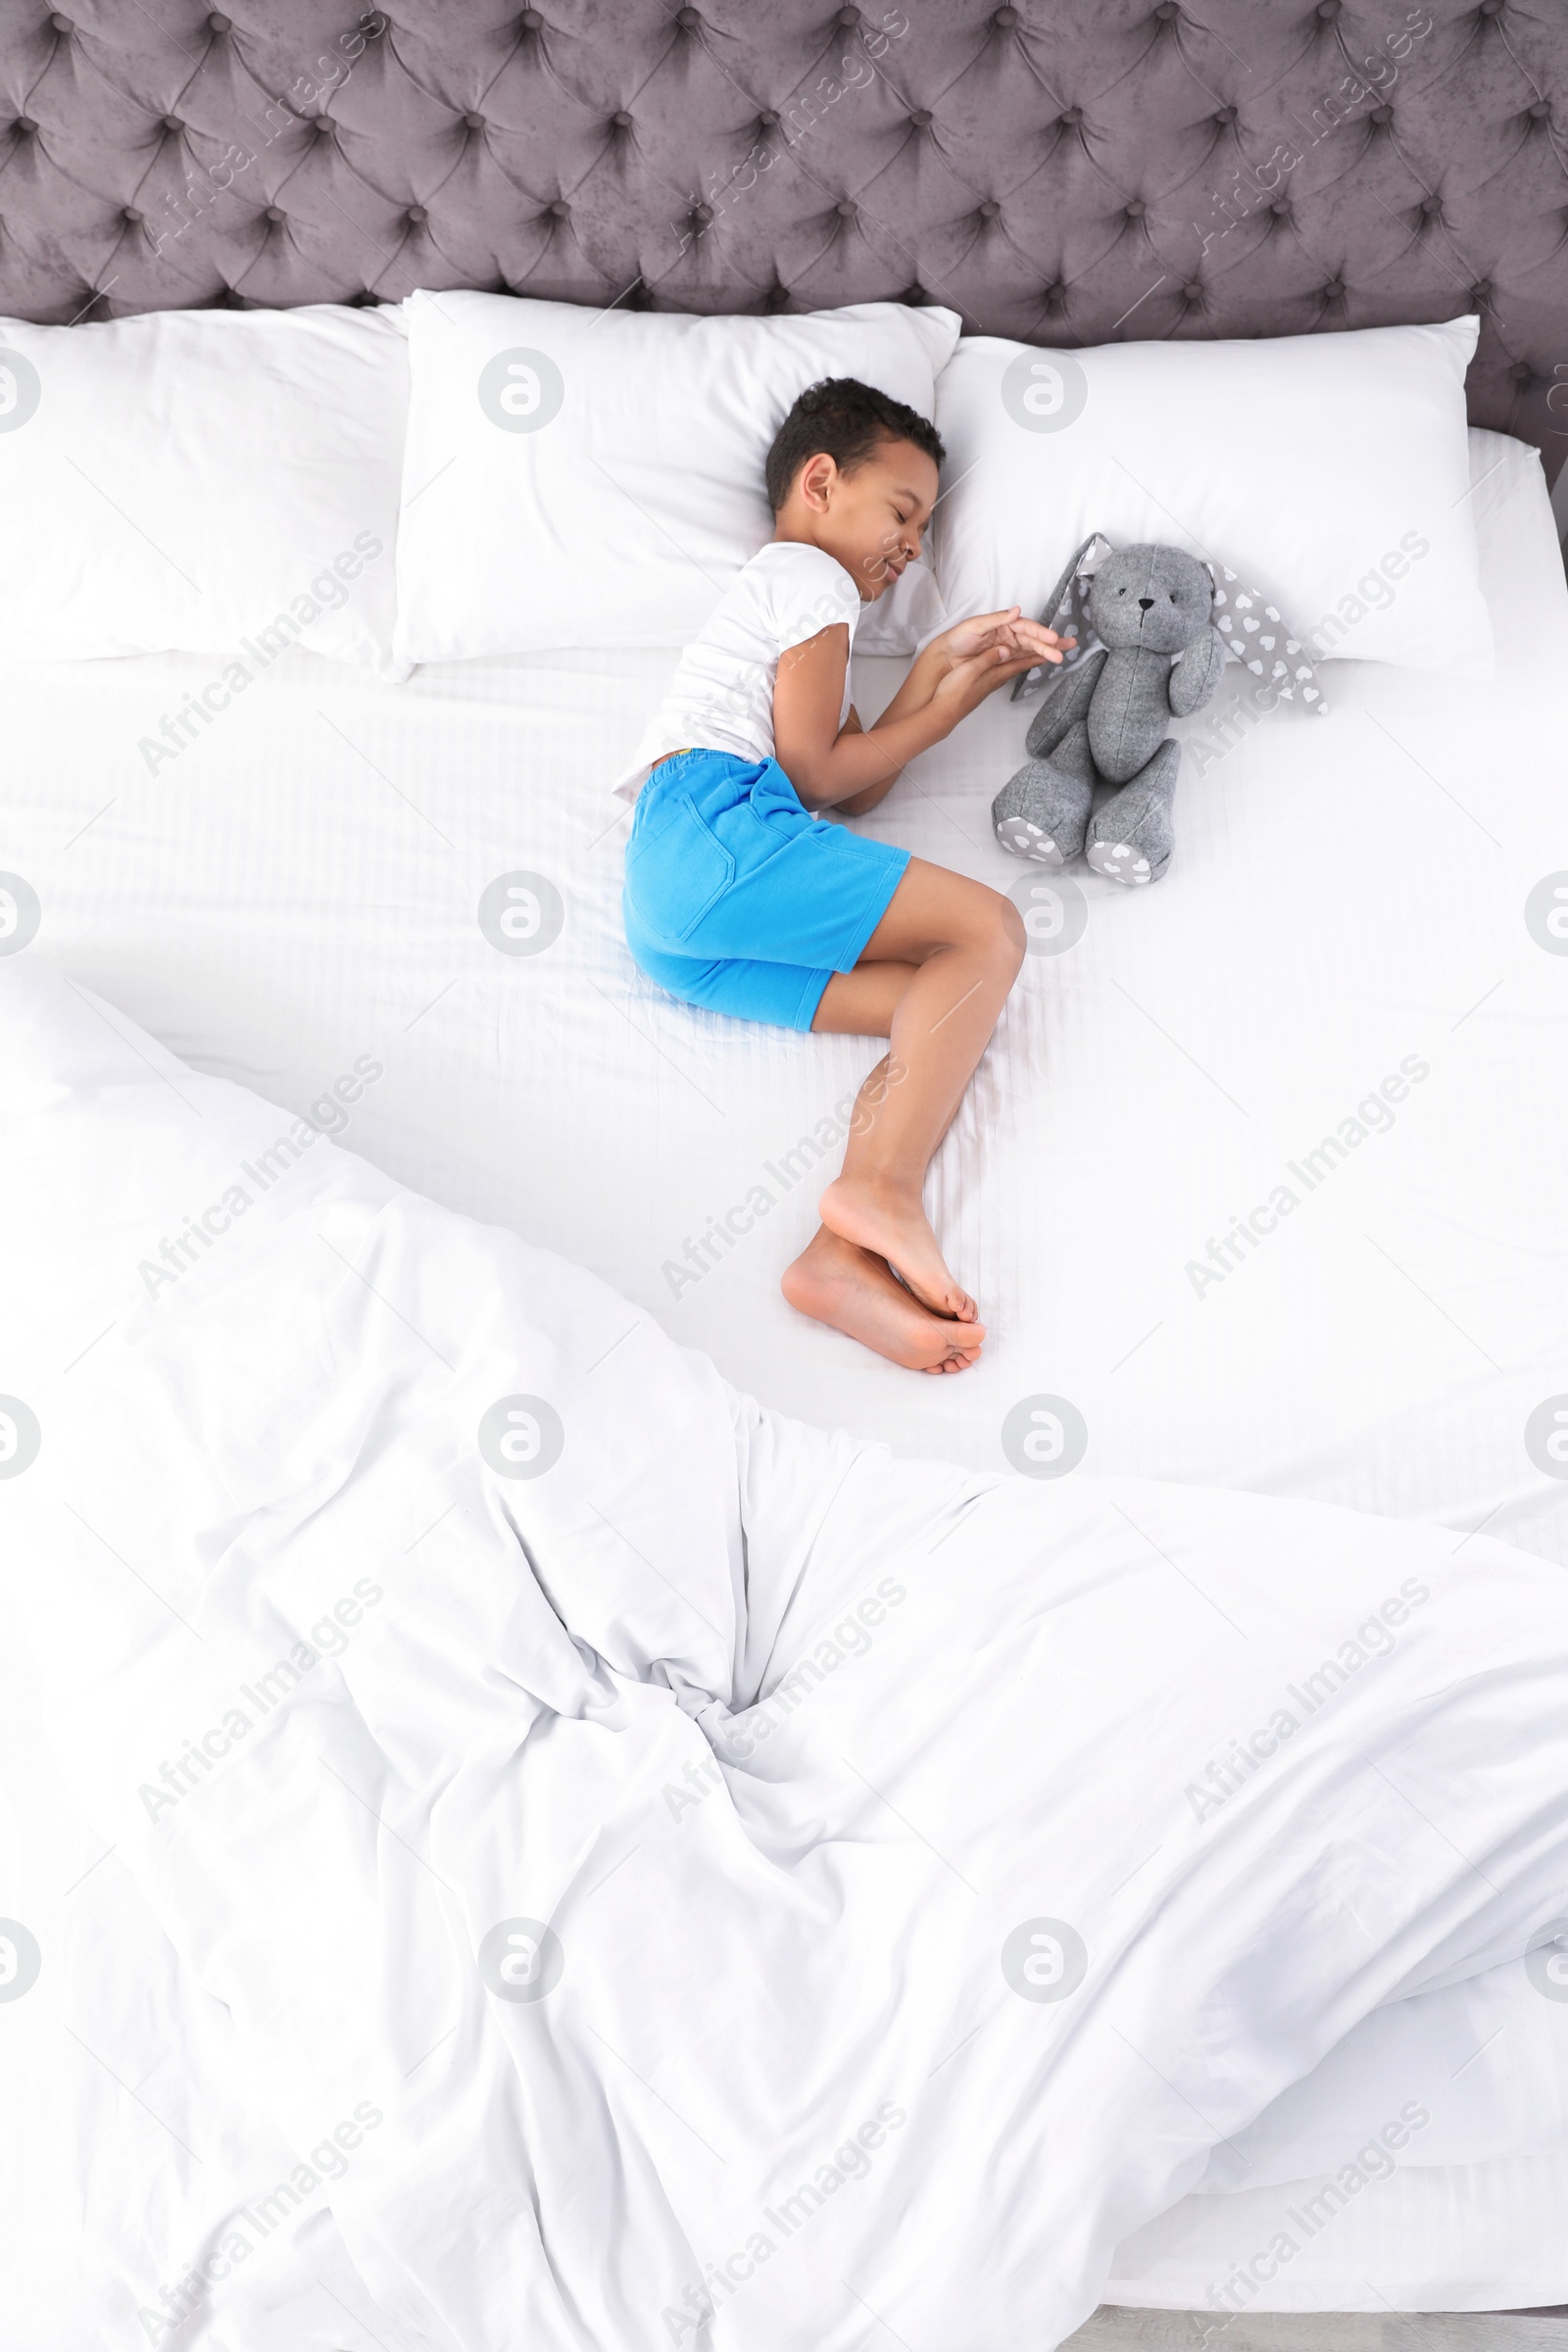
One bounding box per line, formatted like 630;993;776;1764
1167;631;1225;718
1024;648;1107;760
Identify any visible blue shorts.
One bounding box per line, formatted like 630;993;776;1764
621;750;910;1031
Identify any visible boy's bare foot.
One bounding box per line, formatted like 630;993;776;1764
816;1173;976;1322
781;1229;985;1373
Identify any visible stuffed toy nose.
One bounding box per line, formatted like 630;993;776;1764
1138;596;1153;610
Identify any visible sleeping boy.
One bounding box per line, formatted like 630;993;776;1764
613;378;1066;1373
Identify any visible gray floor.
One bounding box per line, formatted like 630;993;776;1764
1064;2309;1568;2350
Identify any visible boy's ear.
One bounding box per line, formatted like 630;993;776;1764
796;450;837;510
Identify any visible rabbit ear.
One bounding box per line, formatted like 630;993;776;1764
1205;556;1329;715
1010;532;1110;702
1038;533;1103;633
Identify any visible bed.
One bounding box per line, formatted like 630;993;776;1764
5;421;1564;1546
4;421;1567;2347
3;3;1568;2345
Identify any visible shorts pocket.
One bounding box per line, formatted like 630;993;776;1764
625;792;736;945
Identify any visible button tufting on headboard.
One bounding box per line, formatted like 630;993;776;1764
0;0;1561;481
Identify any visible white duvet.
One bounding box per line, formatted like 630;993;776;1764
5;960;1568;2351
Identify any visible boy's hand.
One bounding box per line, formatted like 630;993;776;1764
930;607;1073;669
929;639;1053;719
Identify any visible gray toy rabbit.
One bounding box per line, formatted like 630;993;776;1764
993;538;1224;886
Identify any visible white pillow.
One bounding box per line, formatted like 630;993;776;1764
933;317;1491;679
0;304;407;679
393;291;960;664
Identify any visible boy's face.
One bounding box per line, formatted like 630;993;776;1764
790;436;940;600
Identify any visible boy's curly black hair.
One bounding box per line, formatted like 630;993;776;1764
763;375;945;514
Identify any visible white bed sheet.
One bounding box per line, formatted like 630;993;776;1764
1108;2153;1568;2318
3;429;1568;2327
4;431;1565;1562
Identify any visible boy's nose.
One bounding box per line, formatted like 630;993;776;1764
1138;596;1154;611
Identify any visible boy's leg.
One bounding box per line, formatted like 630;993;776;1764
784;960;992;1372
813;858;1025;1319
808;961;918;1038
627;929;989;1372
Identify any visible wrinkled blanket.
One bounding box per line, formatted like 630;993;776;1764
3;959;1567;2352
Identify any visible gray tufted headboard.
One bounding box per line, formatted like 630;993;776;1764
4;1;1565;483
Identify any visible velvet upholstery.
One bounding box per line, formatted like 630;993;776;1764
0;1;1563;480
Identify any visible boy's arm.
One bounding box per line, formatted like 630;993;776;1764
773;625;1043;812
861;640;950;733
828;711;896;817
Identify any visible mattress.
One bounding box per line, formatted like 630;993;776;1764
4;426;1568;2328
7;432;1567;1557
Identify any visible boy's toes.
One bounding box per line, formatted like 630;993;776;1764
922;1333;985;1374
888;1258;976;1324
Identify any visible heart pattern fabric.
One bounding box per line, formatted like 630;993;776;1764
1208;561;1328;712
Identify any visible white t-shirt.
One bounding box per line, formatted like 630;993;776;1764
613;541;860;802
